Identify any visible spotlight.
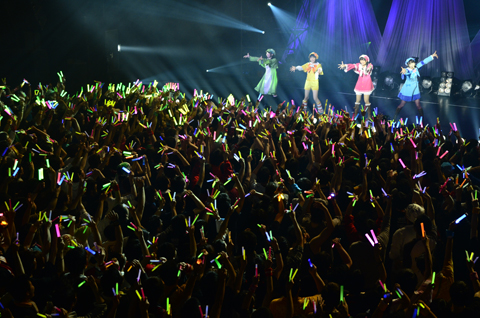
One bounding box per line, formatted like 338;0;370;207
268;2;271;6
422;79;432;89
421;77;433;94
459;80;474;96
262;31;265;34
438;71;454;96
206;70;209;72
384;76;394;87
117;44;121;52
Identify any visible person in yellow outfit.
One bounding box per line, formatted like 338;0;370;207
290;52;324;113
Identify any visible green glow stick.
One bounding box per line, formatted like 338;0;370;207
340;285;344;303
432;272;436;285
38;168;44;180
78;281;86;288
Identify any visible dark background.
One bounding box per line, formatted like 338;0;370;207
1;0;479;93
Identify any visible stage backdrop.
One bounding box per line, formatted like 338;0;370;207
472;29;480;82
376;0;473;80
282;0;382;69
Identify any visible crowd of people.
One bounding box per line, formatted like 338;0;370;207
0;75;479;318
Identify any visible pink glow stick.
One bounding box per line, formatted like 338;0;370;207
409;138;416;148
365;233;375;246
437;146;442;156
440;150;449;159
258;95;264;102
370;229;378;244
398;158;406;169
55;224;61;237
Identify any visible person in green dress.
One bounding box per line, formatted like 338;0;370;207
243;49;278;97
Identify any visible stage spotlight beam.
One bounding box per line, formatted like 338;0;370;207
268;2;272;6
268;4;297;38
127;0;264;34
118;44;121;52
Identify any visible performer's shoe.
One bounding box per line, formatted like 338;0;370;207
353;103;361;121
316;103;323;114
365;103;372;120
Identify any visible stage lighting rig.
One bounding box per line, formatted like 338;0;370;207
268;2;272;6
117;44;121;52
421;77;433;94
438;71;454;96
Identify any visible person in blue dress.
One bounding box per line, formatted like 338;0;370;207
394;51;439;120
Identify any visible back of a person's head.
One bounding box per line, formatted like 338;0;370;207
217;193;232;218
10;275;32;302
430;298;449;318
413;214;432;236
241;230;257;254
64;247;87;275
449;281;469;307
395;269;417;295
144;276;165;304
257;167;271;185
321;282;340;312
52;284;76;312
157;242;176;260
159;260;178;286
124;236;143;261
181;297;203;318
405;203;425;224
210;149;224;167
171;175;186;193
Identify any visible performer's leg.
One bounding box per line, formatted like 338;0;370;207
353;95;362;120
364;94;372;120
414;99;423;117
312;89;323;113
303;89;310;104
394;100;407;121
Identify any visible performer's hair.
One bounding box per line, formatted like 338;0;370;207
359;57;370;65
309;53;317;60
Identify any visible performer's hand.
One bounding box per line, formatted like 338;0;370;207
432;51;438;59
290;66;296;72
258;56;263;61
400;67;407;75
338;61;345;69
243;53;250;58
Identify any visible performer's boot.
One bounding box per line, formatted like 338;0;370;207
353;103;360;121
365;103;372;121
394;107;401;121
316;103;324;114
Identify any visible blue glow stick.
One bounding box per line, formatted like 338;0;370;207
455;213;467;224
122;167;131;174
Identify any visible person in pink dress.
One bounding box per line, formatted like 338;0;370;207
338;55;375;120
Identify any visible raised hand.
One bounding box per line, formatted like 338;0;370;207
243;53;250;58
432;51;438;59
400;67;407;74
338;61;345;69
290;66;296;72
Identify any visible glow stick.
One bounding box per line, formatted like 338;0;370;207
340;285;344;303
455;213;467;224
421;223;425;237
398;158;406;169
370;229;378;244
55;224;61;237
439;150;449;159
379;280;386;292
365;233;375;246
